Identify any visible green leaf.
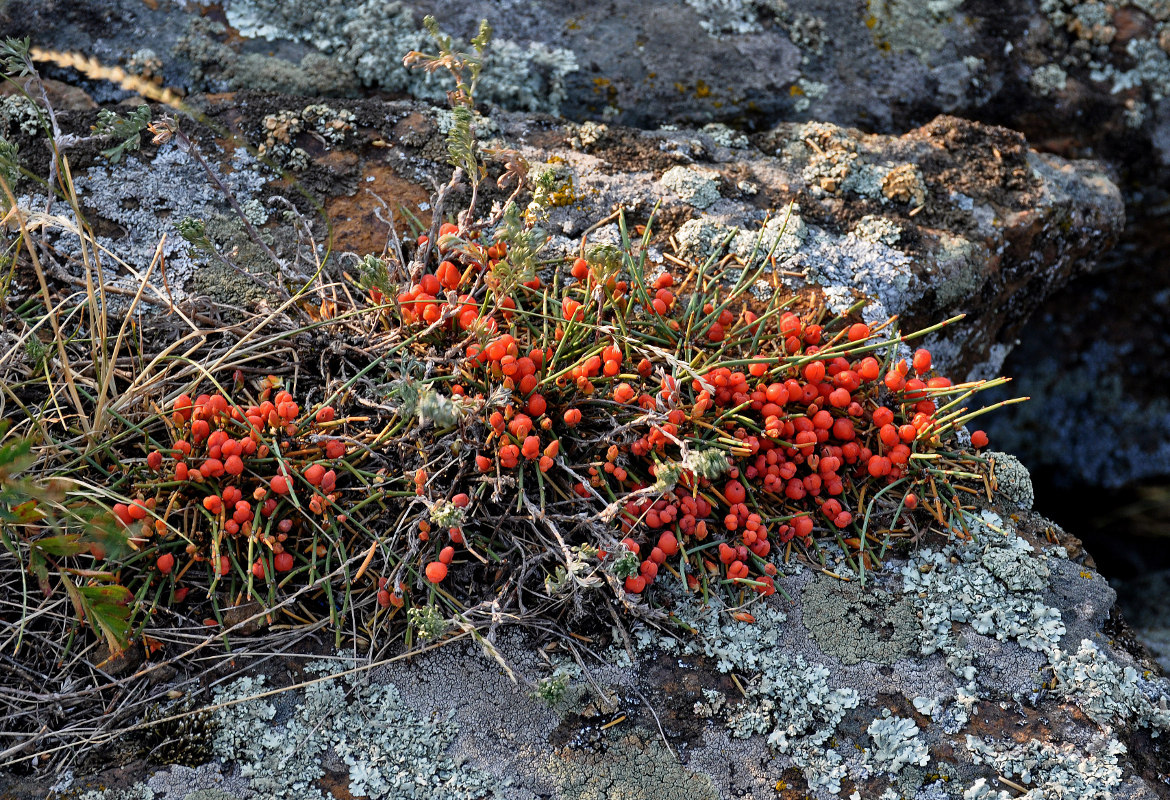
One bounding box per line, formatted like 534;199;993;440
62;576;133;654
32;532;88;557
92;105;151;164
445;105;479;183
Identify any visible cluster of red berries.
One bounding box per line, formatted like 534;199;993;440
372;242;996;603
116;379;350;591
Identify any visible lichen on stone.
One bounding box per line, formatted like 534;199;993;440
542;731;719;800
208;658;507;799
900;511;1066;658
659;165;722;209
223;0;578;113
964;734;1127;799
257;104;355;171
801;574;920;665
987;451;1034;510
1048;638;1170;732
867;712;930;774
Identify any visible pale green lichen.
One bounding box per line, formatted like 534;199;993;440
852;215;903;247
648;600;860;793
866;0;966;62
0;94;41;137
867;712;930;774
1030;64;1069;96
988;451;1034;510
659;166;722;209
964;735;1126;799
542;732;719;800
257;104;355;171
1048;638;1170;732
801;574;920;665
208;659;506;799
900;511;1065;658
223;0;578;113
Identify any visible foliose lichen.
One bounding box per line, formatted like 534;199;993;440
208;658;507;799
639;599;860;793
900;511;1065;659
964;734;1126;799
867;712;930;774
1048;638;1170;732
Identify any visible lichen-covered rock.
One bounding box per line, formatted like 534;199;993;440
50;475;1170;800
6;93;1121;379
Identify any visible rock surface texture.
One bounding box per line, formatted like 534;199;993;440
4;94;1123;379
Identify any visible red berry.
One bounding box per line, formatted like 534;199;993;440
913;348;932;373
274;552;294;572
425;561;448;583
971;430;989;448
724;480;746;504
156;553;175;574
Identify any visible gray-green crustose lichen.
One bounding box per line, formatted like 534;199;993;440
542;731;718;800
222;0;578;114
659;165;722;209
801;574;919;665
208;659;507;799
988;450;1034;510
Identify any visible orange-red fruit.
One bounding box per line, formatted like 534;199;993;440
913;348;932;373
847;323;870;341
147;450;163;471
425;561;448;583
274;552;294;572
156;553;175;574
624;575;646;594
315;406;336;423
526;393;547;417
252;560;267;579
304;464;326;486
724;480;746;504
657;532;679;556
439;546;455;565
971;430;989;448
270;475;289;495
